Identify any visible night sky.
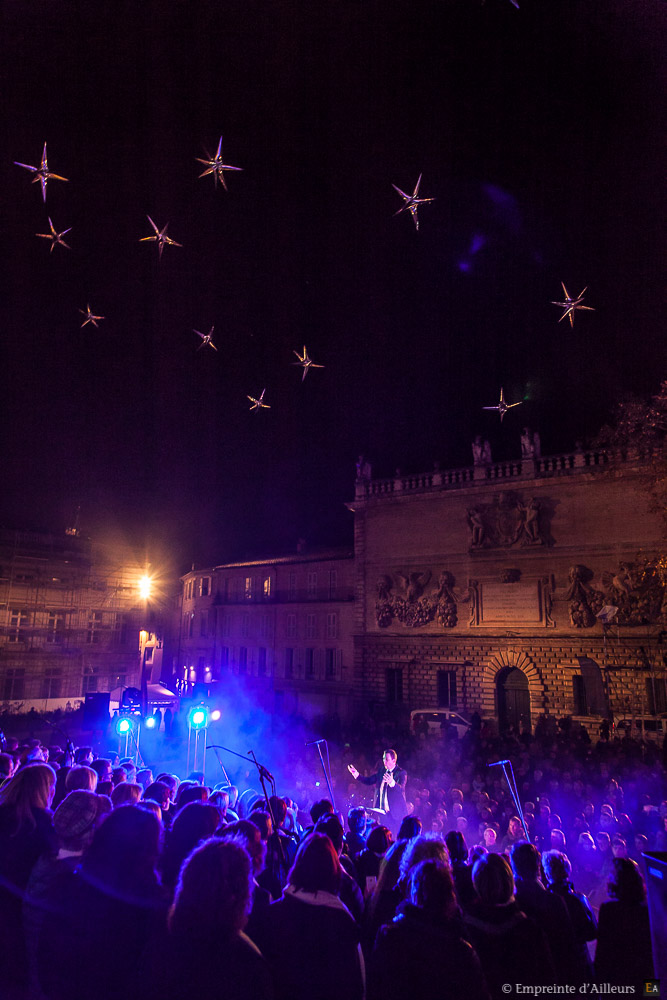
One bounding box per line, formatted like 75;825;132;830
2;0;666;570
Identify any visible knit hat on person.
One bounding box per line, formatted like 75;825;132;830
54;789;100;851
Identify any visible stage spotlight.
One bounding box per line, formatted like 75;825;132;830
210;709;221;722
116;717;132;735
189;707;208;730
144;716;157;729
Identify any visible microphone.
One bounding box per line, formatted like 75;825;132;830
305;738;326;746
487;759;511;767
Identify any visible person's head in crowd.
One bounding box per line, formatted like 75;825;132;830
288;832;341;895
268;795;287;830
226;785;239;809
510;842;541;882
445;830;468;864
450;788;464;805
82;804;161;894
452;801;463;818
596;831;611;854
136;768;154;790
74;747;93;766
456;815;468;834
550;829;567;851
111;767;127;787
633;833;648;857
482;827;497;850
176;785;210;811
607;857;646;905
139;799;162;823
397;815;422;841
366;824;393;857
0;762;56;828
90;758;113;783
144;781;171;812
473;852;515;906
97;780;114;798
220;819;267;877
315;814;345;856
119;758;137;783
65;765;98;793
541;850;572;886
161;802;222;892
249;809;273;841
187;771;205;786
578;831;596;852
208;790;229;820
111;781;142;808
310;799;335;825
0;753;16;781
611;836;628;858
53;789;101;853
347;806;366;836
507;816;523;840
155;773;179;802
399;833;449;887
409;859;459;921
169;838;254;944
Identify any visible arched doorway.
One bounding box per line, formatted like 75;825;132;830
497;667;530;734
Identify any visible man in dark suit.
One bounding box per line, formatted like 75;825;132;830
347;749;408;837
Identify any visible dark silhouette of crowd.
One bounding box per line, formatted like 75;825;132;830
0;713;662;999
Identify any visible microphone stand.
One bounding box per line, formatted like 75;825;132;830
210;748;232;788
488;758;530;840
305;738;336;810
206;744;285;866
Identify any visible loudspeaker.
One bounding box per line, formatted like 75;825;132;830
83;692;111;730
644;851;667;985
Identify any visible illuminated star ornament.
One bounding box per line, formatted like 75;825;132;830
194;326;218;351
196;136;243;191
14;143;69;202
483;387;523;422
247;389;270;411
292;345;324;381
36;217;71;252
79;304;105;328
392;173;435;231
140;216;182;259
551;282;595;328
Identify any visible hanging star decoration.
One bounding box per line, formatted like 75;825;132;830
14;143;69;203
483;387;523;422
79;304;105;328
194;326;218;351
292;345;324;381
551;282;595;328
247;389;270;411
196;136;243;191
392;173;435;231
139;215;182;259
36;217;72;252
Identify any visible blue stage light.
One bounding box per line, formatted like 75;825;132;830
189;707;208;730
144;716;157;729
210;709;221;722
116;717;132;735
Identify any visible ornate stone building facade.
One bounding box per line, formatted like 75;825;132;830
349;449;667;733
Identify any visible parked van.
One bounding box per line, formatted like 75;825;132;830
613;715;667;743
409;708;472;739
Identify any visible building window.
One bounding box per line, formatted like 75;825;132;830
244;577;253;601
114;613;129;646
437;669;457;708
329;570;337;598
199;576;210;598
2;669;25;700
263;577;271;599
241;613;250;638
306;614;316;639
326;613;337;639
238;647;248;673
258;647;267;675
286;613;297;638
187;613;194;638
646;677;667;714
288;572;297;600
284;648;294;679
572;676;588;716
8;609;28;642
305;648;315;678
82;667;99;694
46;612;66;644
386;668;403;703
259;615;269;639
184;579;193;600
325;648;338;680
199;611;208;638
41;668;62;699
222;614;231;637
87;611;103;644
307;572;317;599
220;646;229;667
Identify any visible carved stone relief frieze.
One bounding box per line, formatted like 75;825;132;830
375;570;473;630
558;560;667;628
467;493;552;550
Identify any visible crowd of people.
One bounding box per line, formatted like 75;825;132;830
0;714;663;999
